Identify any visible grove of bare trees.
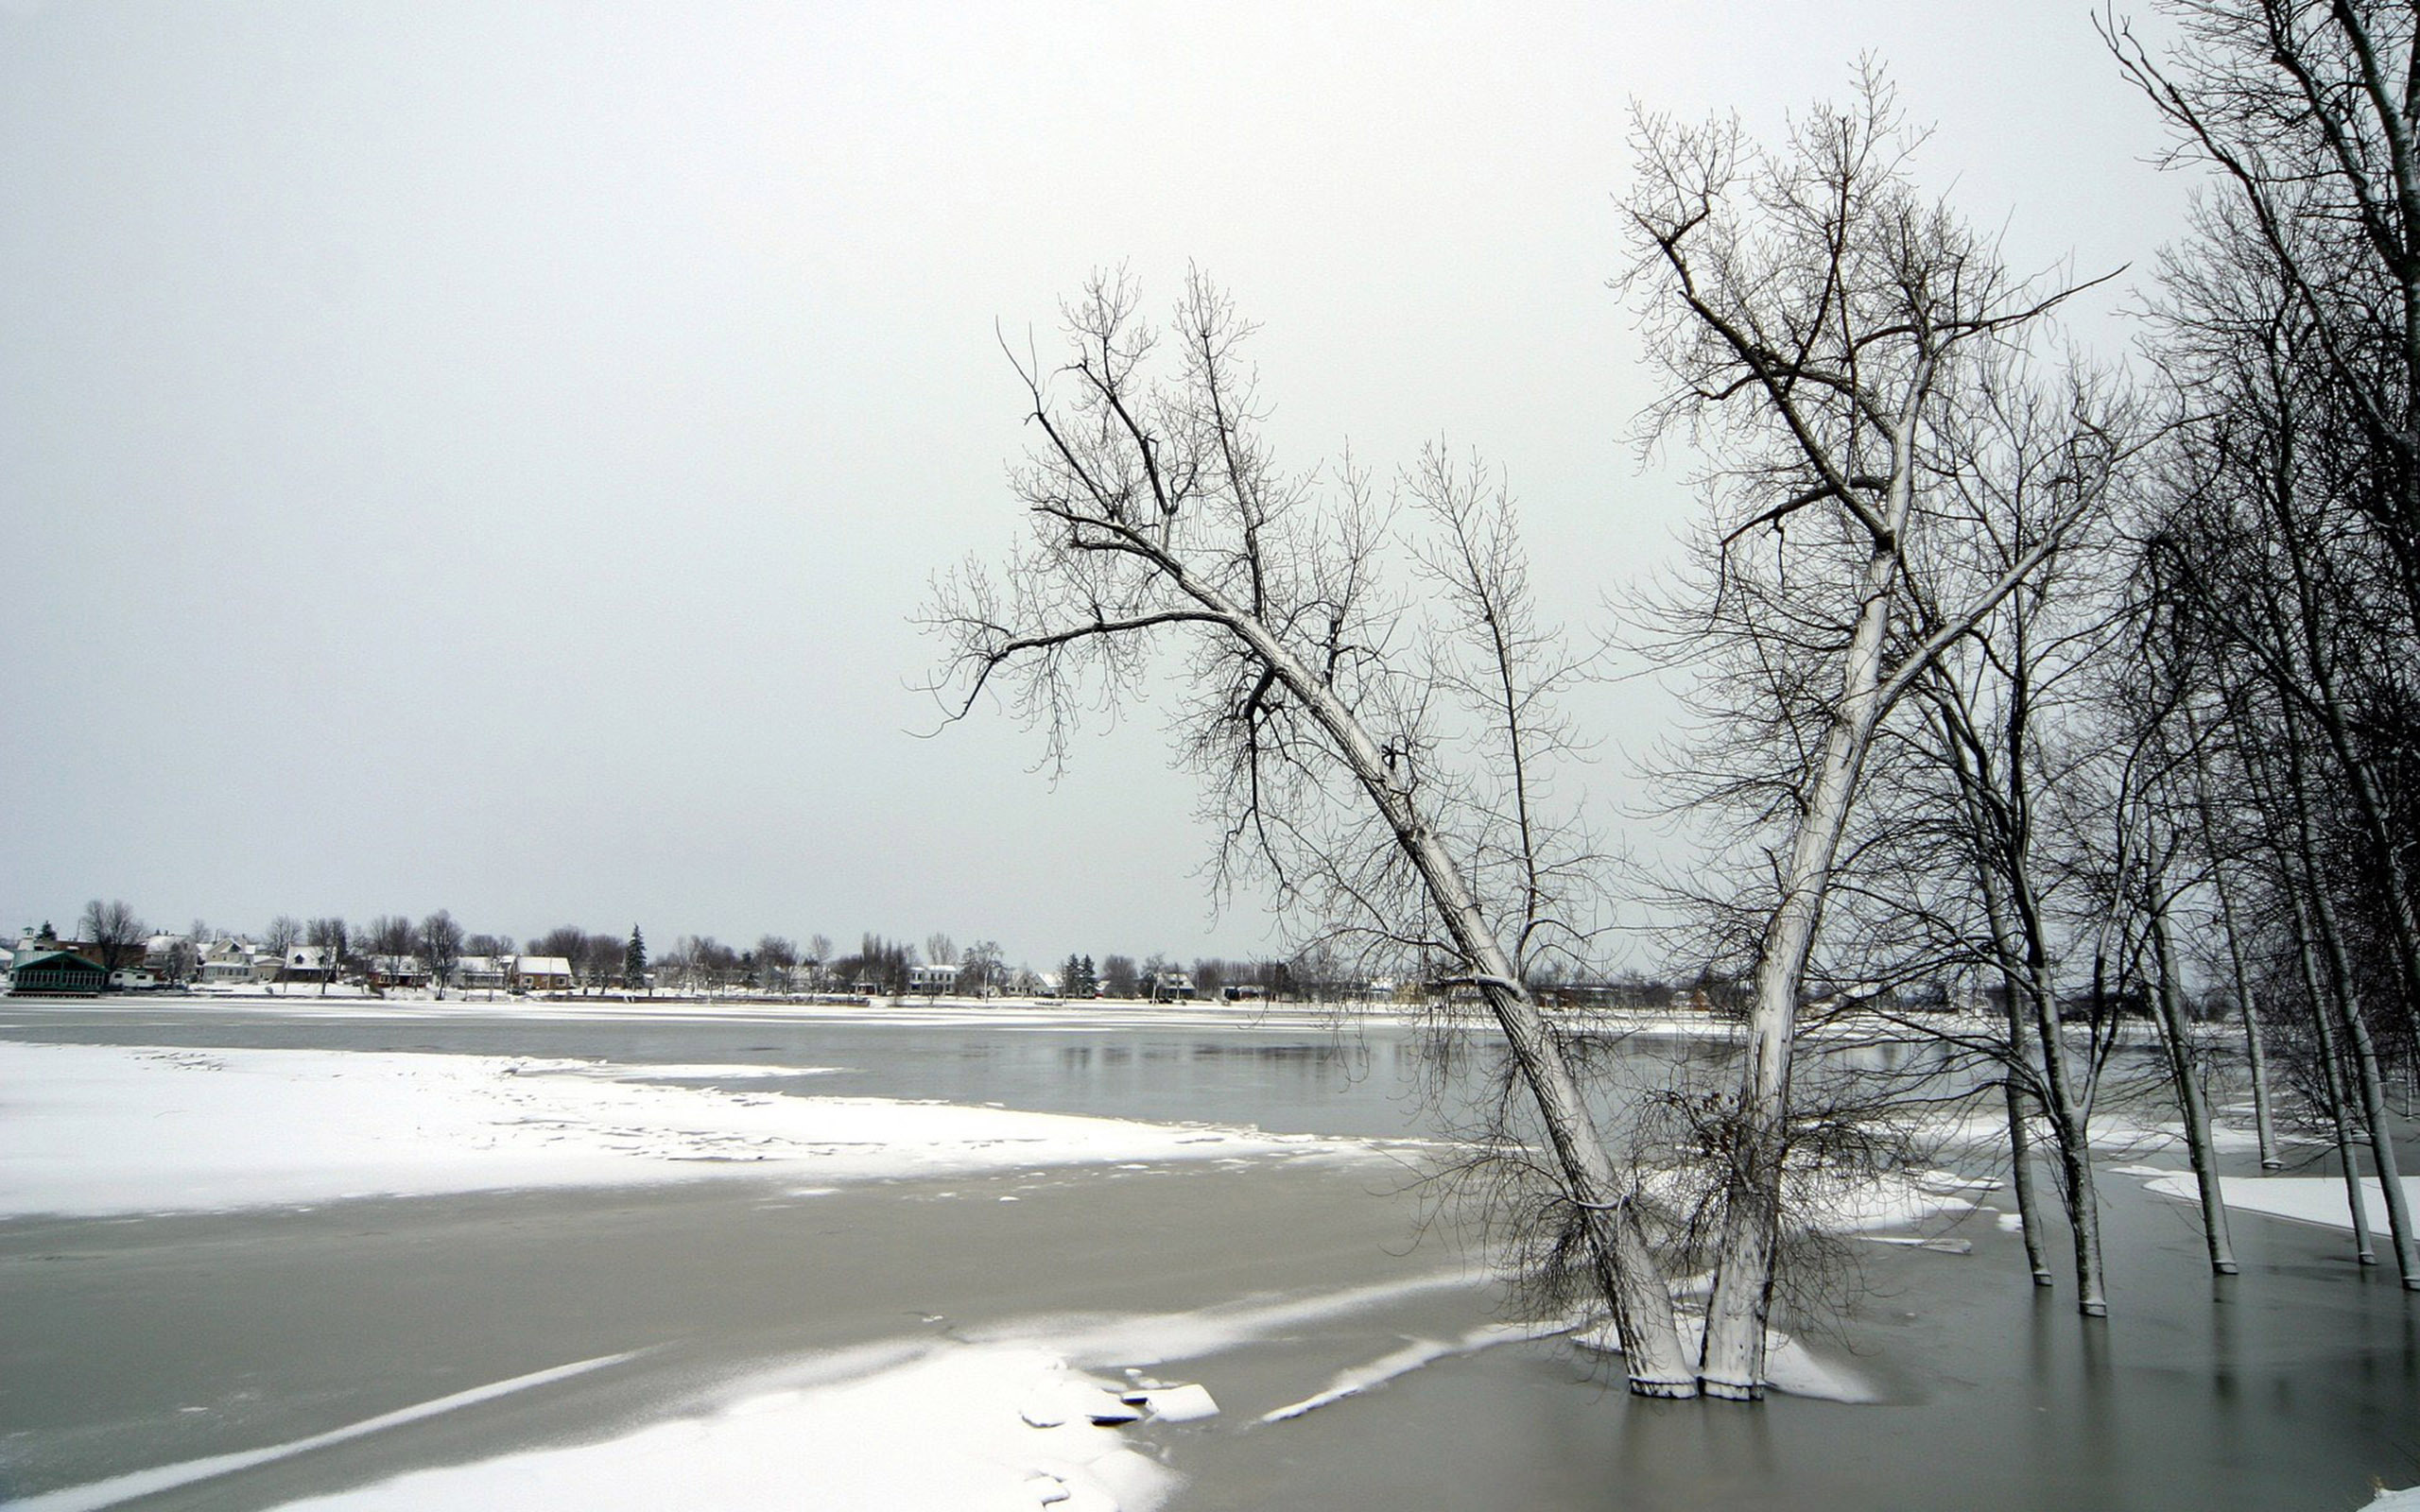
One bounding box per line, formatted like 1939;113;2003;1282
928;5;2420;1401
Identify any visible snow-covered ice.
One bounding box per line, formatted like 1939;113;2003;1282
257;1347;1175;1512
0;1040;1361;1218
2140;1171;2420;1234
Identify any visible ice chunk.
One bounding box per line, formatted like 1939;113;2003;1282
1128;1383;1219;1422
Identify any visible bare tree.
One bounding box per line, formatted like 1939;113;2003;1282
756;935;799;994
263;915;302;959
418;910;463;1000
925;269;1698;1394
2113;0;2420;1030
78;899;147;976
1620;71;2114;1394
307;917;349;995
1893;357;2141;1313
959;939;1004;997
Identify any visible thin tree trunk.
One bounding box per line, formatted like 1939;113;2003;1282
2150;905;2237;1275
2182;706;2279;1168
1982;800;2101;1306
2290;890;2377;1265
2280;696;2419;1282
2208;866;2280;1168
2001;1032;2053;1287
2035;979;2110;1314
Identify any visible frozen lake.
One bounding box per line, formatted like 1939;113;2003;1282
3;995;2414;1509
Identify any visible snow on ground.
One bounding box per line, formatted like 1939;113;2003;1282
0;1040;1362;1218
2140;1171;2420;1235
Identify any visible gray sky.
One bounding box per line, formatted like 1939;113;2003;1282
0;2;2190;970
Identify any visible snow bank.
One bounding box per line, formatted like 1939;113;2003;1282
0;1041;1354;1218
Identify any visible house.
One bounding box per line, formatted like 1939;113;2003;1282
513;955;574;994
1148;971;1198;1002
906;963;958;996
363;954;427;989
198;943;257;991
10;950;105;996
454;955;510;992
279;946;334;984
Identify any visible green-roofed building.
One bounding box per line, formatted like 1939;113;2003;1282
10;950;106;996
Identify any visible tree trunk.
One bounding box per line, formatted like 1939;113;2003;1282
2002;1057;2052;1286
2290;891;2377;1265
2207;866;2279;1168
2281;698;2417;1281
2149;905;2237;1276
1698;536;1898;1400
2183;707;2279;1169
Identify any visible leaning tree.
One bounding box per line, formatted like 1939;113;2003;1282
925;268;1700;1395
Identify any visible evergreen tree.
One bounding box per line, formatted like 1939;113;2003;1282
623;925;648;990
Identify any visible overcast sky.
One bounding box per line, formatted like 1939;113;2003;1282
0;2;2194;970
